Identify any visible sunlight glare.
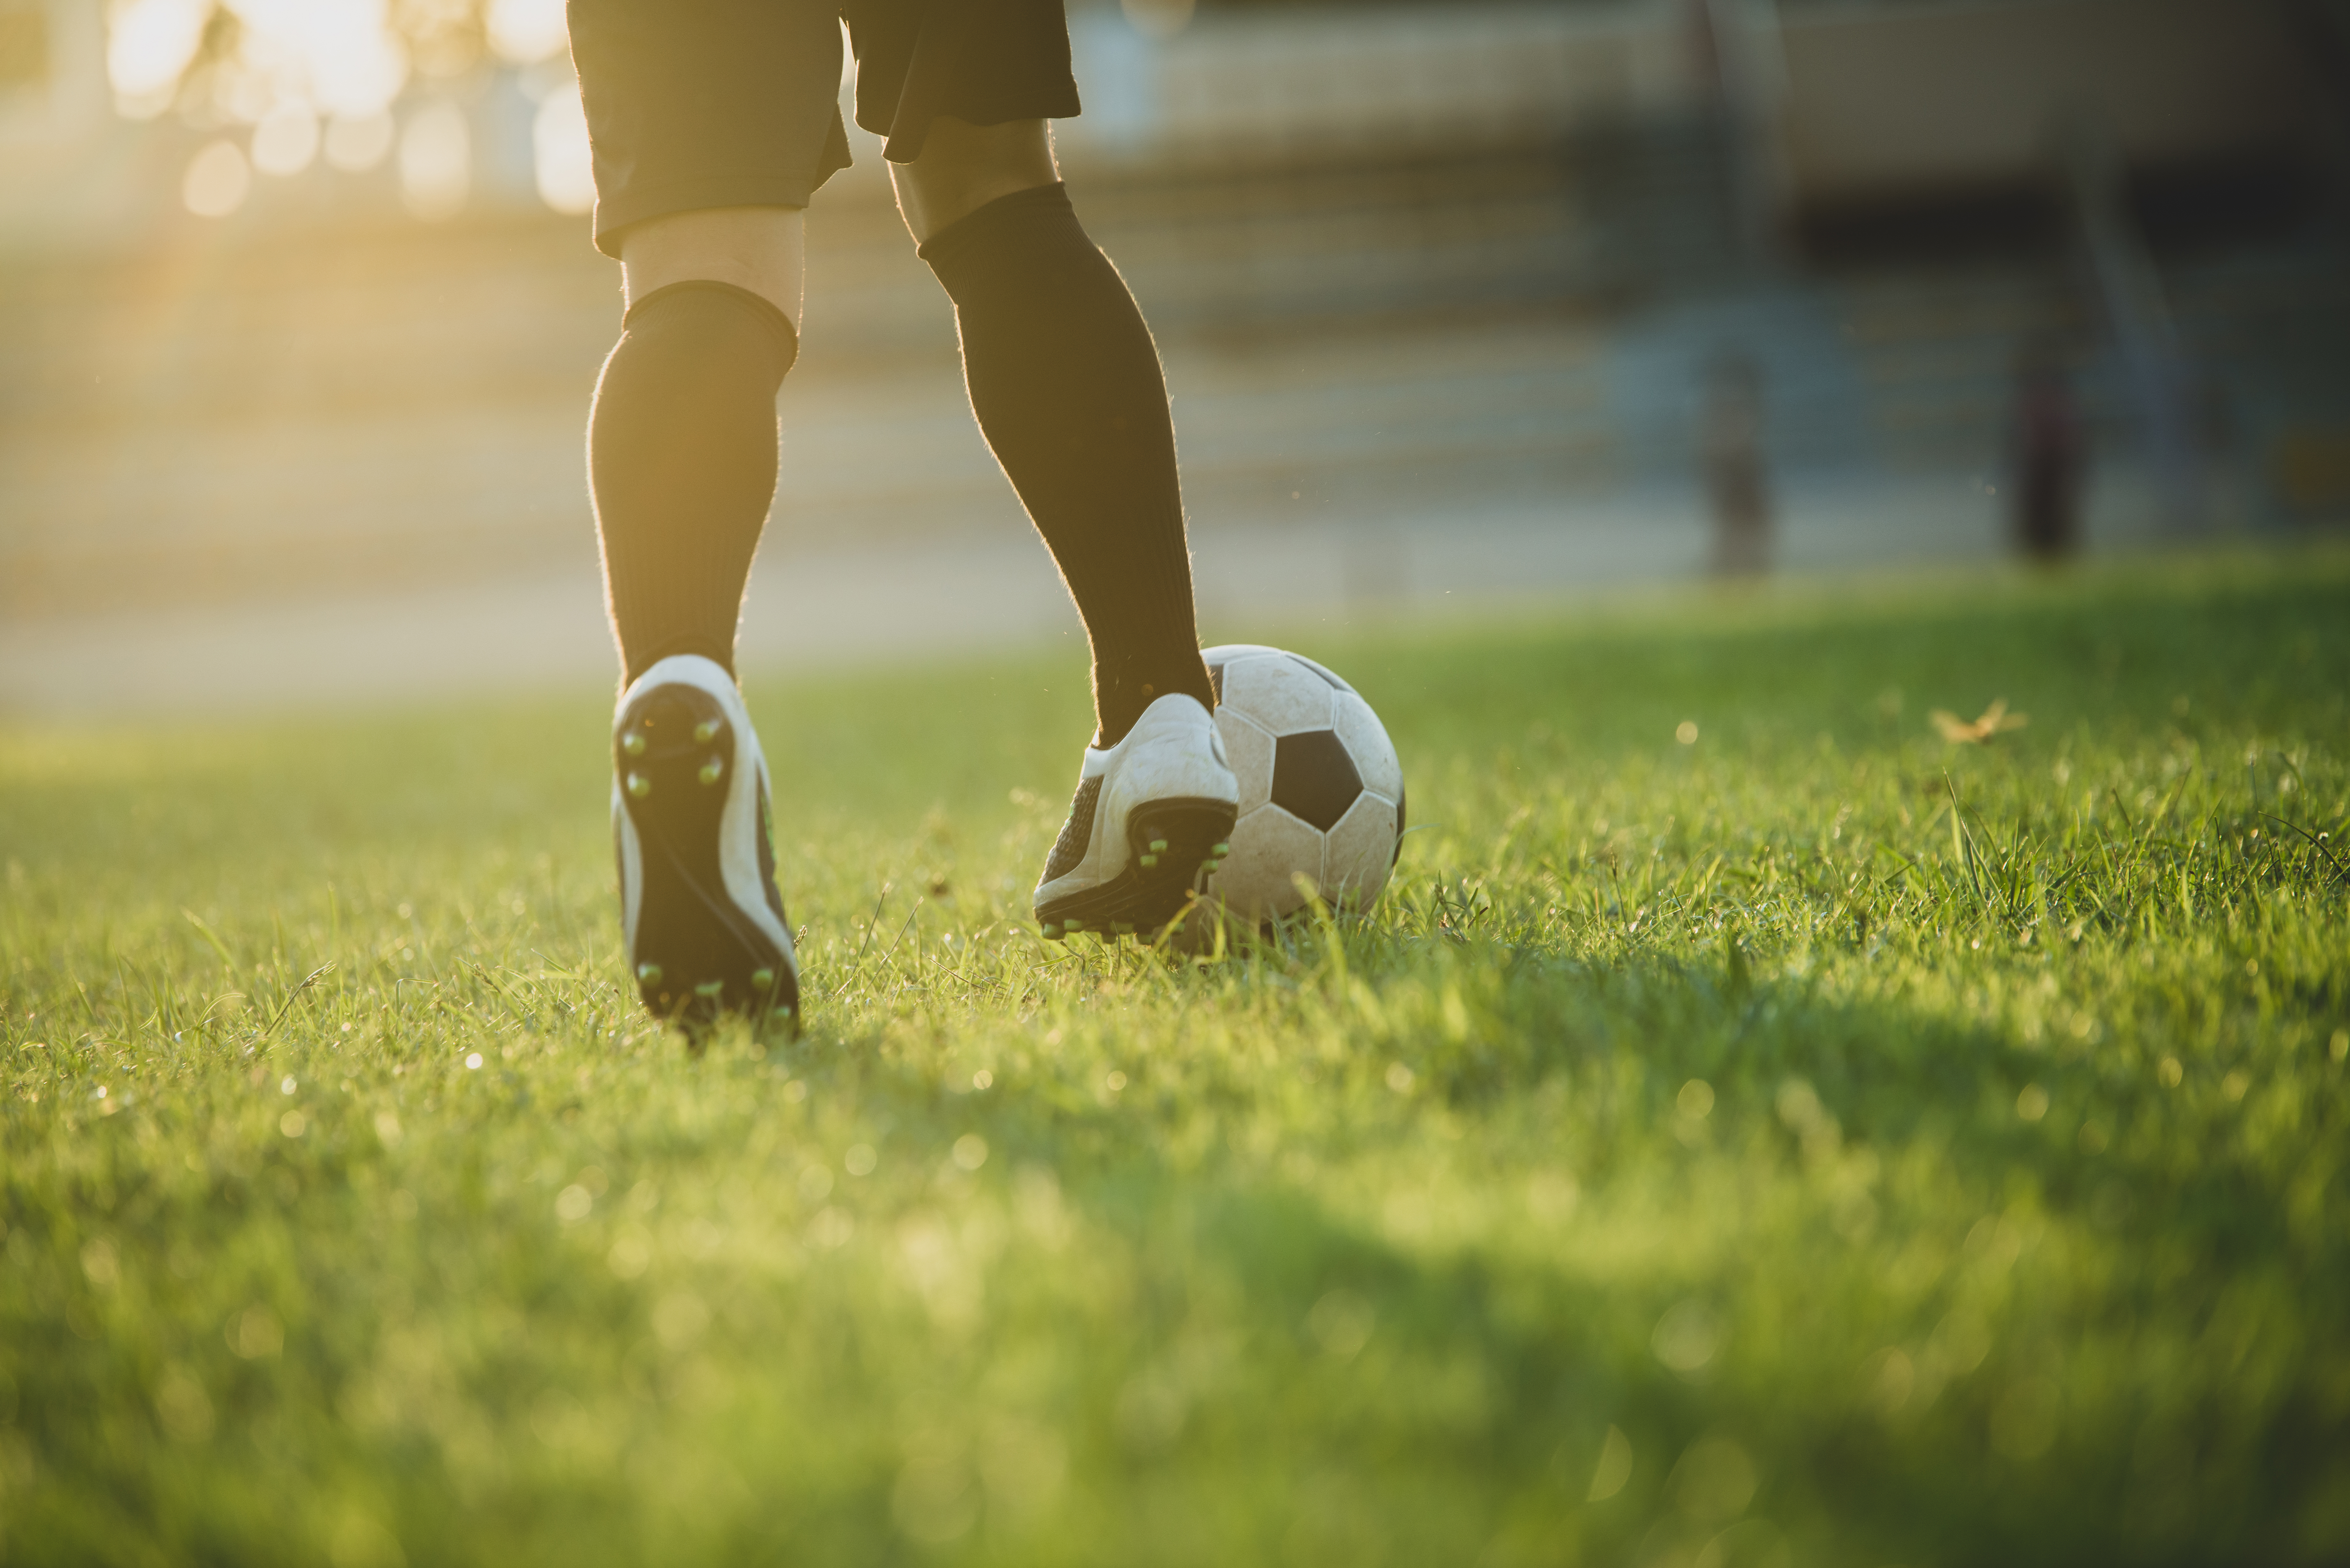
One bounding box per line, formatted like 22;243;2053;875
533;81;595;215
183;138;252;217
487;0;569;64
113;0;412;126
231;0;410;118
399;98;469;221
107;0;208;118
302;4;409;120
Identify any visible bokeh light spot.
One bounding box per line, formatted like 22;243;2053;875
398;98;469;221
1587;1425;1633;1501
325;108;395;171
182;140;252;218
107;0;207;117
486;0;569;63
533;82;595;215
1653;1298;1723;1373
226;1303;283;1359
251;99;320;177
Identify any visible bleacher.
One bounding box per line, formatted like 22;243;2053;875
1;0;2343;635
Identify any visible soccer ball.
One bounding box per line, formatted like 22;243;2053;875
1194;644;1406;928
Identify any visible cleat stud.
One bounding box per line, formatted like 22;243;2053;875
1149;839;1169;853
621;732;647;757
1064;918;1083;931
1139;854;1158;868
694;719;722;743
751;968;774;989
771;1005;792;1019
626;773;651;798
698;757;724;786
637;963;663;985
1211;843;1230;855
694;980;726;999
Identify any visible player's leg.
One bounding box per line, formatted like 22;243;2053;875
595;208;803;687
896;118;1216;749
897;116;1237;938
594;217;802;1032
569;0;853;1029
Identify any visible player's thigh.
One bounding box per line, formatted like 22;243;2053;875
891;118;1059;245
619;207;807;326
567;0;850;315
842;0;1077;242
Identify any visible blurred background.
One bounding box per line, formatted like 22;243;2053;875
1;0;2345;715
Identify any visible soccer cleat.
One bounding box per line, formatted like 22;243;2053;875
612;654;800;1032
1034;692;1239;942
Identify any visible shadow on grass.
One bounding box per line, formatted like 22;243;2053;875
712;914;2347;1568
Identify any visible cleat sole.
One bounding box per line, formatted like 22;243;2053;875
616;681;800;1036
1035;796;1238;944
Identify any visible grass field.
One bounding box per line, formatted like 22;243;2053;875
4;551;2348;1566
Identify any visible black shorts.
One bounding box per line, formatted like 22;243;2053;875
566;0;1081;257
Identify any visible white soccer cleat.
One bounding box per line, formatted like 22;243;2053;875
1034;692;1240;941
611;654;799;1031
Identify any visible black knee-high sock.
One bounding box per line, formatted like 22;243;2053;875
920;184;1214;746
589;280;798;686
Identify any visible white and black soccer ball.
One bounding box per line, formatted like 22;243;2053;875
1197;644;1406;925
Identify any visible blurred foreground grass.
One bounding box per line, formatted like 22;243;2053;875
4;551;2348;1566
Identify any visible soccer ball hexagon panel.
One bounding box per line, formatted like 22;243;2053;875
1201;644;1404;924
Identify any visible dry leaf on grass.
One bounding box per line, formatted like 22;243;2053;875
1930;698;2029;744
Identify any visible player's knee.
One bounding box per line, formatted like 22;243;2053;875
896;118;1058;243
618;206;806;323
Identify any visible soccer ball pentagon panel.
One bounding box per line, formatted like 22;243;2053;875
1197;644;1405;925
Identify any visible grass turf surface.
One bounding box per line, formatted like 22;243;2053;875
4;552;2349;1566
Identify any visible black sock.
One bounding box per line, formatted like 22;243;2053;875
589;280;798;687
920;183;1214;746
